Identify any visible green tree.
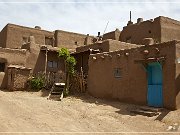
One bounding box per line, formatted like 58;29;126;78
58;48;76;96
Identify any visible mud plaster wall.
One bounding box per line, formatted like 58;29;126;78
75;40;141;75
103;30;121;41
108;40;141;51
5;24;54;49
120;17;161;45
175;42;180;109
88;41;176;109
25;43;64;74
46;51;65;73
8;68;31;90
161;17;180;43
55;30;93;49
0;26;7;48
76;41;109;53
0;48;27;88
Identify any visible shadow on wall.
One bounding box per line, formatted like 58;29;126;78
0;70;8;89
175;74;180;109
33;51;46;73
0;58;8;89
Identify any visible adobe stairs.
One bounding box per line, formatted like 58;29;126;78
130;106;163;117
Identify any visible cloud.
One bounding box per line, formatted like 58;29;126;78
0;0;180;35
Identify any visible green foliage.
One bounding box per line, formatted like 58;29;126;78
66;56;76;74
29;76;44;90
58;48;77;96
58;48;76;75
58;48;70;59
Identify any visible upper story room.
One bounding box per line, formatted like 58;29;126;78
119;16;180;45
0;23;96;50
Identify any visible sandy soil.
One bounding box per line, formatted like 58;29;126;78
0;90;179;135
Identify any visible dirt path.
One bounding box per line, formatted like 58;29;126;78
0;90;179;134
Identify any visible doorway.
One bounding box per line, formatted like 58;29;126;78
147;62;163;107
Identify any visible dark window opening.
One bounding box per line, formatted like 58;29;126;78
45;37;53;45
126;36;131;43
114;68;122;78
75;41;78;45
22;37;30;45
48;61;58;68
149;30;151;34
0;63;5;72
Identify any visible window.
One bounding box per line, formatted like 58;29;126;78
126;36;131;43
22;37;29;45
114;68;122;78
45;37;53;45
48;61;58;68
0;63;5;72
75;41;78;45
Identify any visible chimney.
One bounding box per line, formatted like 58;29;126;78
34;26;41;30
98;32;100;37
137;18;143;24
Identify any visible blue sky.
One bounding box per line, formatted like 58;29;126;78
0;0;180;35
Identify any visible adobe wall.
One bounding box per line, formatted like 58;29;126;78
108;40;141;51
74;40;141;74
120;17;161;45
0;48;27;88
88;41;176;109
160;17;180;43
25;43;64;74
7;68;31;91
0;26;7;48
76;41;109;53
175;42;180;109
54;30;94;49
5;24;54;49
103;29;121;41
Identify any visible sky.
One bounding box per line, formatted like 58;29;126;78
0;0;180;35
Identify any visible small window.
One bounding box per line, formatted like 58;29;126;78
48;61;58;68
0;63;5;72
53;61;58;68
75;41;78;45
114;68;122;78
22;37;29;45
149;30;151;34
45;37;53;45
126;36;131;43
48;61;53;68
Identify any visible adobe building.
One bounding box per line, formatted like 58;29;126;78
87;40;180;110
0;23;96;89
120;16;180;45
0;16;180;110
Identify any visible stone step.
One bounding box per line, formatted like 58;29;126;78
139;106;163;112
130;109;159;117
51;92;62;95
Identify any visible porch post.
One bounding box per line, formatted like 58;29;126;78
45;48;48;74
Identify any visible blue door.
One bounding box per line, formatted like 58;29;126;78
147;62;163;107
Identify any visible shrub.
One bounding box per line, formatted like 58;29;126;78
29;77;44;90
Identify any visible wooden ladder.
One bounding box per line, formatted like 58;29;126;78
47;83;65;101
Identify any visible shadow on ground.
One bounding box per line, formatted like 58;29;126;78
71;93;142;116
69;92;171;119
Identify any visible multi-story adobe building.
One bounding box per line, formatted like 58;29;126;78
0;16;180;109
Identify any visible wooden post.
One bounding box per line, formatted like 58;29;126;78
45;48;48;74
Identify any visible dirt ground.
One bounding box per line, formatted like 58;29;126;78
0;90;179;135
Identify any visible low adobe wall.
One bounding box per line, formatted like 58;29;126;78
0;47;27;88
88;41;177;109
